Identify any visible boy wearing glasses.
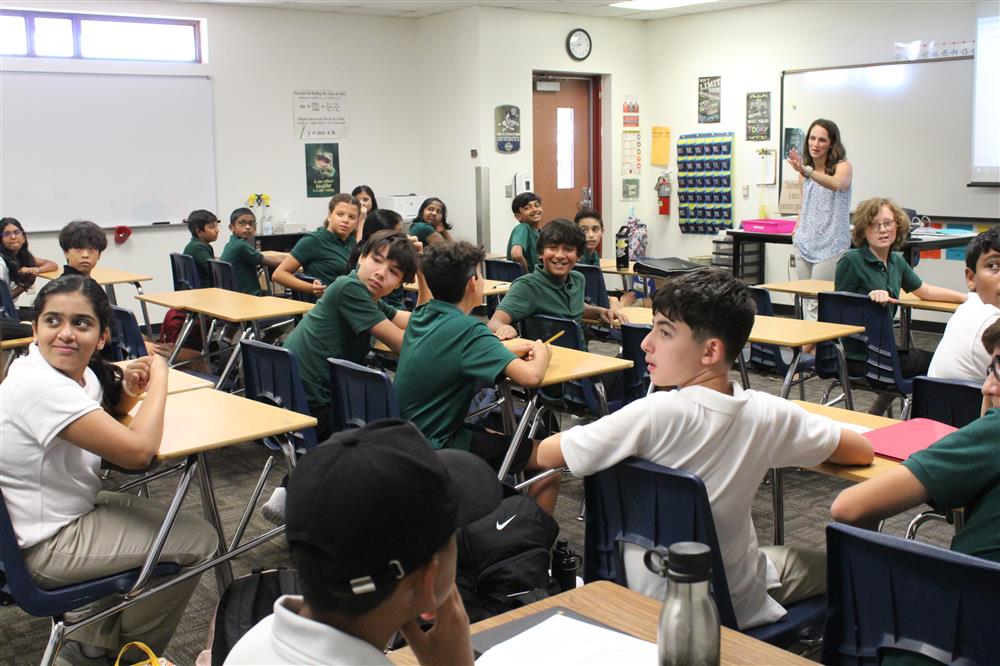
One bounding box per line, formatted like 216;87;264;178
832;319;1000;564
220;207;285;296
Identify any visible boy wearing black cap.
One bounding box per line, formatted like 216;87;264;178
225;420;502;665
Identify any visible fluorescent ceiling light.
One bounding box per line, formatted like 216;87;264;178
610;0;718;10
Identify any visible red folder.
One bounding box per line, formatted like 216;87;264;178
863;418;958;462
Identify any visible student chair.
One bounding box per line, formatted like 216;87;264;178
824;522;1000;665
326;358;399;432
484;259;525;319
747;287;815;400
910;375;983;428
574;264;611;309
620;323;651;404
289;273;320;303
583;458;826;648
207;259;239;292
0;488;181;666
0;280;18;320
168;253;201;291
106;306;148;361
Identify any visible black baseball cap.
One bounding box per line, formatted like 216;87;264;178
285;419;502;595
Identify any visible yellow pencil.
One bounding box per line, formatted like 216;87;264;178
543;330;565;345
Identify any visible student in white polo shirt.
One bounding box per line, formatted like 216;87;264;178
537;269;874;630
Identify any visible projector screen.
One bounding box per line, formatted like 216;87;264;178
0;71;217;232
972;12;1000;184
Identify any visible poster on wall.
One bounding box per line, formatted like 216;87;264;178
745;92;771;141
621;129;641;176
782;127;804;159
495;105;521;153
622;178;640;201
293;90;349;140
305;143;340;198
698;76;721;124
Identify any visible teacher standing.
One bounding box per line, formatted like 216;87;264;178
787;118;853;320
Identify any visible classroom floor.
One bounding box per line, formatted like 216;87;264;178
0;331;957;665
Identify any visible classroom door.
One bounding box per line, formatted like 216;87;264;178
532;76;600;222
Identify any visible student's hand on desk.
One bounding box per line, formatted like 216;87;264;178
606;306;629;325
310;279;326;297
867;290;898;305
495;324;518;341
506;339;534;357
18;266;40;277
400;585;474;666
533;339;552;364
123;355;164;395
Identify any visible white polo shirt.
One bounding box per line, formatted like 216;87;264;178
928;293;999;382
224;595;393;665
560;383;840;630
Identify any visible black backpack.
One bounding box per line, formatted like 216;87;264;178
211;568;301;666
456;489;561;623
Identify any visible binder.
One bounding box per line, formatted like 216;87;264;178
863;418;958;462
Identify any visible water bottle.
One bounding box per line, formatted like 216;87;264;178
615;224;630;270
261;206;274;235
645;542;720;666
551;540;581;592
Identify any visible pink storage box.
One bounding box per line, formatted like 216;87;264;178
741;219;795;234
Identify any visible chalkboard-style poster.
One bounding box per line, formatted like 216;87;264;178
698;76;721;123
495;105;521;153
746;92;770;141
305;143;340;198
783;127;804;159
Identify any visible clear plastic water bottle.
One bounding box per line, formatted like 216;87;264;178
645;542;720;666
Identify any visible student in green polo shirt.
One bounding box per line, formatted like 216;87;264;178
489;218;624;341
283;230;424;440
348;208;410;310
395;240;560;514
181;209;219;287
220;208;285;296
574;207;638;309
408;197;452;248
507;192;543;274
834;197;966;414
273;193;359;299
832;320;1000;577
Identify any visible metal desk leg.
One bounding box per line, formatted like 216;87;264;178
167;314;196;367
104;284;118;305
497;394;539;482
737;353;751;389
771;467;785;545
216;327;250;390
900;307;914;349
793;295;803;320
196;452;234;591
833;340;854;410
779;350;802;399
133;282;154;339
498;380;518;436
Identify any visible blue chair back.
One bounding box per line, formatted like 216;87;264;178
585;458;826;647
169;252;201;291
290;273;320;303
484;258;525;282
105;306;147;361
824;522;1000;665
521;314;611;415
910;375;983;428
240;340;318;452
574;264;610;309
326;358;399;432
0;279;17;319
747;287;811;376
207;259;238;292
0;487;179;616
620;323;650;403
818;291;911;395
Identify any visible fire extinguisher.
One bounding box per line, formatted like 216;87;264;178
655;172;672;215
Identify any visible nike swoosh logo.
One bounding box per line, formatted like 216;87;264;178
495;515;516;530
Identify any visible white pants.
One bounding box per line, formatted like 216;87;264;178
794;251;842;320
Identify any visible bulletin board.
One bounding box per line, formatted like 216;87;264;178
0;71;217;232
780;57;998;221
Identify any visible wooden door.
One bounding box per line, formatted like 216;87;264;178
532;77;596;222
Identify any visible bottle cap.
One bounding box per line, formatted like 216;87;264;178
666;542;712;582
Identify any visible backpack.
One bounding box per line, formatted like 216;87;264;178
456;489;561;623
158;308;202;348
210;568;300;666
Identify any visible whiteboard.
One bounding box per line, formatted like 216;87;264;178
0;71;217;231
780;58;999;220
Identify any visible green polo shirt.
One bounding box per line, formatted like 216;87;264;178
496;264;586;325
409;221;437;245
507;223;540;273
282;271;397;409
182;236;214;287
290;227;356;285
902;409;1000;563
396;300;518;450
834;245;924;361
580;249;600;266
220;235;265;296
382;286;406;310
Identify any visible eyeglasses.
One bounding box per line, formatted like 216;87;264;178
872;221;897;231
2;229;24;239
988;355;1000;382
234;220;257;228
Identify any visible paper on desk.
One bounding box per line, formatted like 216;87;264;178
835;420;872;434
475;613;657;666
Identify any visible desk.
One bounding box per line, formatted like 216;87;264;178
40;266;155;337
389;581;809;666
794;400;901;483
136;289;312;387
403;278;511;298
111;360;213;395
0;334;33;381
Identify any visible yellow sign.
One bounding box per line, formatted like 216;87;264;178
651;126;671;166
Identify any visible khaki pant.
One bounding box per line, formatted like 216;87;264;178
23;491;218;654
794;251;843;321
761;545;827;606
